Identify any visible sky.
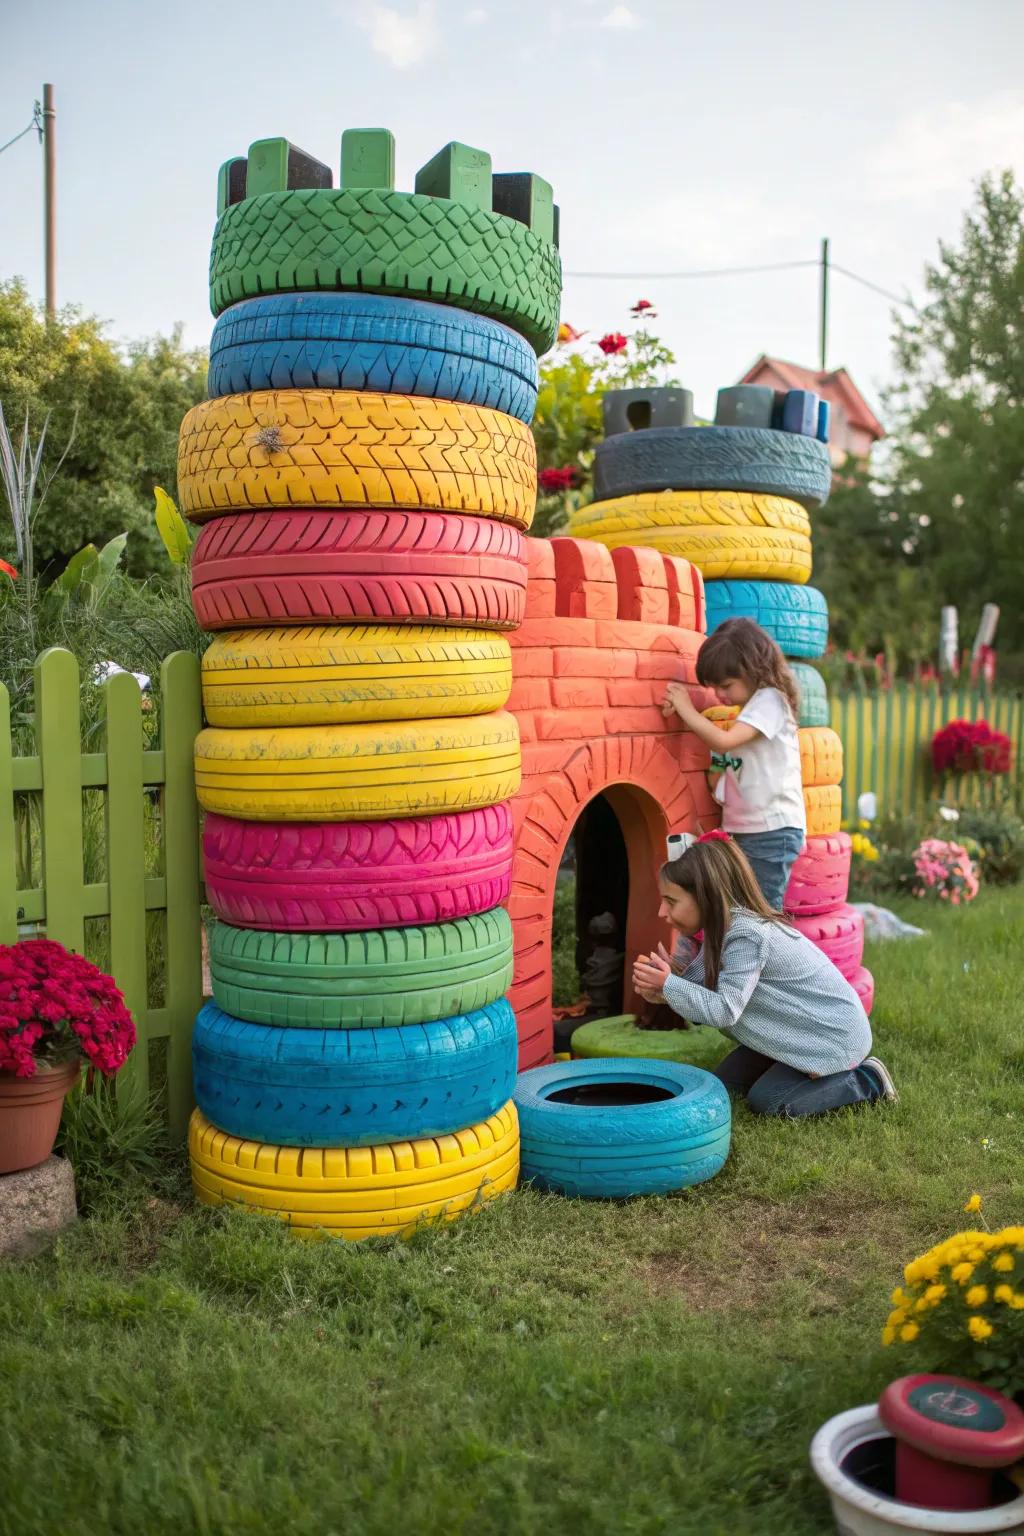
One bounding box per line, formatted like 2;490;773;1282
3;0;1024;423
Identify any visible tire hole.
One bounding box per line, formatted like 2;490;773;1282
546;1082;675;1107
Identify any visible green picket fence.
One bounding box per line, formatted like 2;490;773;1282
0;648;203;1134
831;683;1024;819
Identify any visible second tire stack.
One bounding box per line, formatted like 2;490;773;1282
179;129;562;1237
568;383;873;1011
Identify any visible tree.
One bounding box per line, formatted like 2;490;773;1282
839;171;1024;667
0;280;206;578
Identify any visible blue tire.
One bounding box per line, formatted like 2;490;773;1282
192;997;518;1147
704;579;829;659
514;1058;731;1199
790;662;830;726
208;294;540;423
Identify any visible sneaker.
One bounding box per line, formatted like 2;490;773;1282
862;1055;899;1103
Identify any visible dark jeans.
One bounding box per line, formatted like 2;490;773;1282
732;827;805;910
714;1044;883;1119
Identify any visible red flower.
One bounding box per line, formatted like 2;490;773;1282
597;332;628;356
538;466;581;494
630;299;655;316
0;939;136;1078
0;560;17;581
931;718;1012;777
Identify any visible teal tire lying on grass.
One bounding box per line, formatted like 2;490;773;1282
514;1057;731;1199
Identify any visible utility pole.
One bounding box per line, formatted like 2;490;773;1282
42;84;56;317
819;236;829;372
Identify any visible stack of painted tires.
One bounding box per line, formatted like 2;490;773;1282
178;129;562;1237
567;383;873;1013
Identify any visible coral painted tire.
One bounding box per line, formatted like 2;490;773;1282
785;833;852;916
194;710;521;822
190;509;528;632
208;293;539;423
792;904;865;980
202;806;514;931
178;391;537;528
192;997;518;1146
188;1101;520;1240
201;624;512;728
514;1058;731;1199
207;910;513;1028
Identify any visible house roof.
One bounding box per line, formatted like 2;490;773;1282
739;355;885;439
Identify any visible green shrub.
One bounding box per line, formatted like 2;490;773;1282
955;804;1024;885
56;1076;176;1214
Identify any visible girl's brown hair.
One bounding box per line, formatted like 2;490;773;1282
660;839;792;990
696;617;800;719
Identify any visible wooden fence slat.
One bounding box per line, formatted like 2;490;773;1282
160;652;203;1137
105;672;149;1103
0;684;18;945
36;649;86;953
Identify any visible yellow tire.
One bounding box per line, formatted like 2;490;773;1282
798;726;844;788
194;710;521;822
202;625;513;728
804;784;842;836
569;490;811;581
189;1102;519;1241
571;489;810;536
178;391;537;530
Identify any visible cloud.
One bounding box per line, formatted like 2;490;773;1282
864;94;1024;205
356;1;438;69
599;4;641;28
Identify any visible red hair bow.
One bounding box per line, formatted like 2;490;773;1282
697;828;731;845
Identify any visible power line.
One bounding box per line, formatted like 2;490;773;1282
0;104;43;158
564;258;818;280
831;262;918;311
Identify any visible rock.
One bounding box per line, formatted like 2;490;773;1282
0;1155;77;1259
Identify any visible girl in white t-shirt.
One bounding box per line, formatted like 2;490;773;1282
663;617;806;909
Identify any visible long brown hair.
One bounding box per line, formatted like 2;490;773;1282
660;839;792;990
696;617;800;719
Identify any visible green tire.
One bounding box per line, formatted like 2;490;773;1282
207;910;513;1029
209;189;562;355
791;662;830;727
570;1014;728;1072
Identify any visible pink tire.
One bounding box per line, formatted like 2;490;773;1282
785;832;852;916
203;805;514;931
852;966;875;1015
792;904;864;981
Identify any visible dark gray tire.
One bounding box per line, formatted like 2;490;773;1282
593;427;832;509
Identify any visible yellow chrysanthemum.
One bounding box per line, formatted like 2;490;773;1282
993;1253;1014;1273
965;1285;989;1308
925;1284;947;1304
968;1316;993;1342
994;1285;1013;1304
888;1307;909;1327
881;1325;896;1347
900;1322;920;1342
891;1287;910;1307
964;1194;983;1214
951;1263;975;1284
1009;1293;1024;1311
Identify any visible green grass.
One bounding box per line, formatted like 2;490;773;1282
2;888;1022;1536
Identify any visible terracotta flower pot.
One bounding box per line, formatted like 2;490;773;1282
0;1060;81;1175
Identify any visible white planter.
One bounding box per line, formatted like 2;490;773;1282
810;1405;1024;1534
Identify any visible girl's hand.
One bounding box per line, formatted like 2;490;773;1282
663;681;697;723
633;952;671;998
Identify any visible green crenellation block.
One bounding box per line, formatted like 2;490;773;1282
414;141;492;211
492;173;555;244
245;138;333;198
341;128;396;190
217;157;248;217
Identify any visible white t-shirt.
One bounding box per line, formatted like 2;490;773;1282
712;687;807;834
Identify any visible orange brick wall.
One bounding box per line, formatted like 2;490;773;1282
507;537;719;1068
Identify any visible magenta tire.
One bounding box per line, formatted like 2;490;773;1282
191;508;528;631
792;904;864;980
202;805;514;931
852;966;875;1015
785;832;852;916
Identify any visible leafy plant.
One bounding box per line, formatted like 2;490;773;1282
56;1074;173;1214
956;804;1024;885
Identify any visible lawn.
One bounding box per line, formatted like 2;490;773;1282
1;888;1021;1536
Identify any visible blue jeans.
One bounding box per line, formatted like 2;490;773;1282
731;827;805;910
714;1044;883;1118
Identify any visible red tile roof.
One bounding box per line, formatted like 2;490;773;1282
739;355;885;439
